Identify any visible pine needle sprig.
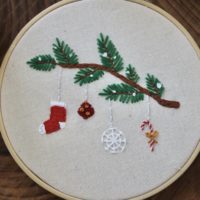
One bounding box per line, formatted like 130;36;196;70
125;64;140;83
53;38;79;64
74;68;104;86
99;83;144;103
27;55;56;71
97;33;124;72
146;74;164;97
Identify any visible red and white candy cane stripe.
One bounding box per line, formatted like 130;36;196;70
140;120;154;133
140;120;157;152
149;140;156;152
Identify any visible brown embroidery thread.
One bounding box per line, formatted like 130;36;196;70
58;63;180;108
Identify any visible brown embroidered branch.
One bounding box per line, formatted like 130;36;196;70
57;63;180;109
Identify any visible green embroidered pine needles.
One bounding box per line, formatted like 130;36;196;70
146;74;164;97
27;55;56;71
53;38;79;64
99;83;144;104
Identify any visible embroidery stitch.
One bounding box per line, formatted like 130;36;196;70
77;101;95;119
57;67;63;101
77;84;95;119
146;74;164;97
99;83;144;103
39;101;67;134
101;127;126;153
125;64;140;83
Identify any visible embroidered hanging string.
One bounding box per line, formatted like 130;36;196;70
147;96;151;121
140;96;159;151
108;99;113;128
85;84;89;101
57;67;63;101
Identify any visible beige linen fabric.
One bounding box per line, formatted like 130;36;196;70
1;0;200;199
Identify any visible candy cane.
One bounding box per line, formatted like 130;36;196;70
140;120;157;152
140;120;154;133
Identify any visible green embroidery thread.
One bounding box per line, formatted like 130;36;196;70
27;55;56;71
74;68;104;86
125;64;140;83
97;33;124;72
27;33;180;109
99;83;144;104
146;74;164;97
53;38;79;64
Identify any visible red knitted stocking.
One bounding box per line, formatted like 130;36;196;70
39;101;66;134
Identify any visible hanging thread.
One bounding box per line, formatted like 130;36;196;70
85;84;89;101
147;95;151;120
108;100;113;128
57;67;63;102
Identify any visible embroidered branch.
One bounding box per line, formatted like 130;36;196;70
59;63;180;108
27;33;180;109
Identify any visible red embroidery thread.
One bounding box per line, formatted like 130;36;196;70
78;101;95;119
39;102;67;134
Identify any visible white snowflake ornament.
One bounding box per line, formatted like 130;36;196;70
101;127;126;154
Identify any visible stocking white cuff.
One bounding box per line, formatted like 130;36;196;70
50;101;66;107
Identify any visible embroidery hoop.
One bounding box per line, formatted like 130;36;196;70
0;0;199;199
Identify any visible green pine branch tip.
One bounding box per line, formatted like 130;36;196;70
74;68;104;86
53;38;79;65
146;74;164;97
99;83;144;104
125;64;140;83
97;33;124;72
27;55;56;71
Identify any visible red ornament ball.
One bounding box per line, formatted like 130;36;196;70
77;101;95;119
